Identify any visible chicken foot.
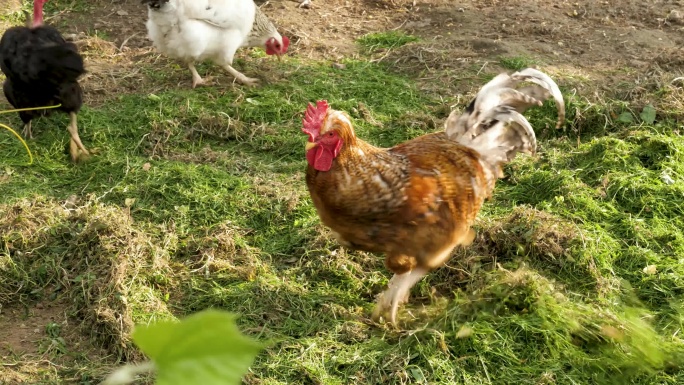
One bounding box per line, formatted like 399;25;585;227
222;64;259;87
188;63;214;88
371;267;428;325
187;62;258;87
22;121;33;139
67;112;89;162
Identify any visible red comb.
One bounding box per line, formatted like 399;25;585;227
302;100;329;141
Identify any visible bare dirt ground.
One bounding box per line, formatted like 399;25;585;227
33;0;683;106
0;297;108;383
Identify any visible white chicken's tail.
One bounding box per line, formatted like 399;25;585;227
445;68;565;173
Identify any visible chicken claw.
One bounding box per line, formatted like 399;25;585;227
188;63;215;88
66;112;89;162
192;77;205;88
235;75;260;87
22;121;33;139
371;268;428;325
222;64;260;87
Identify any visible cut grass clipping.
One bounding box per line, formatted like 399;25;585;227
1;55;684;384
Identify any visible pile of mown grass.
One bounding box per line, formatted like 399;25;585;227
0;196;175;361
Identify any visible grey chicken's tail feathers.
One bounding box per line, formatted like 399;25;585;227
444;68;565;166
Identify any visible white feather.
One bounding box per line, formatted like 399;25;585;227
442;68;565;186
144;0;279;67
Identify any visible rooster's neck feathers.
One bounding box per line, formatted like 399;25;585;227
322;110;359;150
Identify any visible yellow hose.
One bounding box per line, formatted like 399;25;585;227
0;104;62;165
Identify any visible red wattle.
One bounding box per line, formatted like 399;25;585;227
307;146;333;172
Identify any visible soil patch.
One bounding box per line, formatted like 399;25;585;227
2;0;681;105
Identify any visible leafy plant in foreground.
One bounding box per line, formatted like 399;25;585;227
102;310;263;385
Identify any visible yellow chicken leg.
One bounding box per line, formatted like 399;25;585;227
67;112;89;162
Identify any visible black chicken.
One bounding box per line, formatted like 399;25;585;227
0;0;89;162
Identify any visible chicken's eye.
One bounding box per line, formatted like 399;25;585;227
327;132;334;137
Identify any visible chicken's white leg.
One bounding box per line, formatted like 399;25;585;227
188;62;211;88
371;267;428;325
22;121;33;139
216;32;260;86
222;64;259;86
66;112;89;162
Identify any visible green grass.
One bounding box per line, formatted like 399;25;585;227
357;31;419;52
0;0;91;25
498;55;541;71
1;9;684;385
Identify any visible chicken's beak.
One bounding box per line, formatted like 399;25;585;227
305;141;317;151
277;54;282;62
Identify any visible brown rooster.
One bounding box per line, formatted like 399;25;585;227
301;68;565;324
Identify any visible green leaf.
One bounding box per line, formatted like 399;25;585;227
133;310;264;385
409;367;426;383
640;104;656;124
617;111;634;123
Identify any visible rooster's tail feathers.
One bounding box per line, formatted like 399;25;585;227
445;68;564;165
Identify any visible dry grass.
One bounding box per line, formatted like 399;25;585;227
0;196;175;362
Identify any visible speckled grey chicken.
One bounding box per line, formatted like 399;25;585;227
301;68;565;324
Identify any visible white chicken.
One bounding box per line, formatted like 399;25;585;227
142;0;290;87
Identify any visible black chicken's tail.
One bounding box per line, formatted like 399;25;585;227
28;43;85;84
